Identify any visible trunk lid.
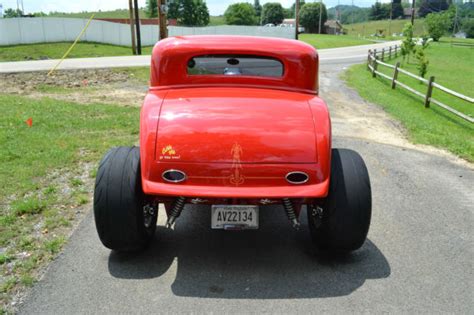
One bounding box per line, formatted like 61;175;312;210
155;88;317;164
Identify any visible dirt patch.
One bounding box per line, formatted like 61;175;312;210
0;69;148;107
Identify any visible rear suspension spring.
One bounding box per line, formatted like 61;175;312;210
282;198;300;229
166;196;185;228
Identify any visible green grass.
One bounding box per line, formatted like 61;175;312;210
375;41;474;118
343;18;425;38
0;42;153;62
0;94;140;310
345;43;474;161
300;34;372;49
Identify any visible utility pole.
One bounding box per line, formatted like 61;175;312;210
128;0;137;55
158;0;168;40
452;2;458;36
318;0;323;34
134;0;142;55
295;0;300;39
410;0;415;26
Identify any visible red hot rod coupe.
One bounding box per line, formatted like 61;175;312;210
94;36;371;253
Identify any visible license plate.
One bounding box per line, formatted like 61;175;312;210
211;205;259;229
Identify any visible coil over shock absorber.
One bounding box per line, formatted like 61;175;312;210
166;196;186;228
282;198;300;229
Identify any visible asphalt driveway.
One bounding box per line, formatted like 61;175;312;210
18;59;473;314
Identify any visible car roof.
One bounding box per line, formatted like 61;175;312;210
150;35;319;94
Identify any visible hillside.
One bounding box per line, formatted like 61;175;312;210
343;19;425;37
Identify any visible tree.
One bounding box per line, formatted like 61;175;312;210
147;0;209;25
254;0;262;18
463;19;474;38
289;1;306;19
369;2;390;21
146;0;158;18
4;8;23;18
391;0;404;19
224;3;258;25
425;11;450;41
419;0;449;18
179;0;209;26
401;23;415;63
261;3;285;25
168;2;180;19
299;2;327;34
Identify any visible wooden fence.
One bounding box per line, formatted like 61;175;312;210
367;45;474;124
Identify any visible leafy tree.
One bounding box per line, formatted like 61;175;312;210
289;1;306;19
425;11;450;41
419;0;449;18
4;8;23;18
146;0;158;18
179;0;209;26
224;3;258;25
369;2;389;21
462;19;474;38
261;3;285;25
391;0;404;19
299;2;327;34
146;0;209;25
168;2;180;19
401;23;415;63
415;47;429;78
254;0;262;18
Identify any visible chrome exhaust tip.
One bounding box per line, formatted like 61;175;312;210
162;169;186;183
285;171;309;184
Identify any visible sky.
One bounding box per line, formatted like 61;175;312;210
2;0;388;16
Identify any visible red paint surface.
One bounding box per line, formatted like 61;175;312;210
140;36;331;199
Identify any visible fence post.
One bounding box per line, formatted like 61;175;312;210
395;45;398;57
372;56;378;78
391;62;400;89
381;48;385;61
373;48;377;59
389;46;392;59
424;76;435;108
367;49;372;70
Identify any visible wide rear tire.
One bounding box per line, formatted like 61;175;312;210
93;146;157;251
308;148;372;253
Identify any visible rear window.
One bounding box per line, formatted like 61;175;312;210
187;55;284;77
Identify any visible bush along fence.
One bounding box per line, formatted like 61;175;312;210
367;45;474;124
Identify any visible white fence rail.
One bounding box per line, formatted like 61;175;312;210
0;18;294;46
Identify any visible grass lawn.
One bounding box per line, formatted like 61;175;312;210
0;94;140;311
375;40;474;118
343;18;425;38
345;41;474;162
0;42;153;62
300;34;372;49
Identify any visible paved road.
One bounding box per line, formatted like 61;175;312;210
0;41;399;73
18;59;473;313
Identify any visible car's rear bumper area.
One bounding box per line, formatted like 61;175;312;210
142;178;329;199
